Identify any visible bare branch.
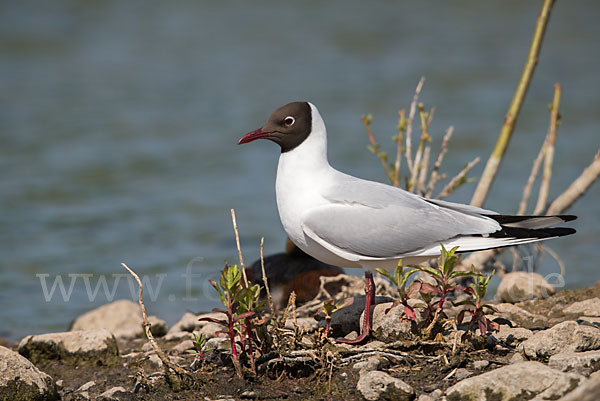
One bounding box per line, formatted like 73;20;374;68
518;140;546;215
436;157;480;199
426;126;453;198
260;237;276;315
230;209;249;287
471;0;556;207
393;109;406;187
405;77;425;176
546;149;600;215
121;262;188;378
534;83;561;214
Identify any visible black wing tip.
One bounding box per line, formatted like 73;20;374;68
488;226;576;239
558;215;578;222
487;214;578;224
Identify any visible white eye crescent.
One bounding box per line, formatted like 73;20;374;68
284;116;295;127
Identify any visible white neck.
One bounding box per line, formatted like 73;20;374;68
278;102;330;171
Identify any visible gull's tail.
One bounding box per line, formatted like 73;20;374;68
414;214;577;257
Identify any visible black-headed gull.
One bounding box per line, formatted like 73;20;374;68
239;101;576;344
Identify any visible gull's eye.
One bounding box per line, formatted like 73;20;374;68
283;116;295;127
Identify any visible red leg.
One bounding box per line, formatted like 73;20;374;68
336;271;374;344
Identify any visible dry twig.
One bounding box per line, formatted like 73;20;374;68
121;263;189;383
260;237;276;315
405;77;426;176
426;126;453;198
471;0;556;207
230;208;249;287
534;83;561;214
436;157;480;199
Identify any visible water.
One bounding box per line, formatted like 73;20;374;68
1;0;599;341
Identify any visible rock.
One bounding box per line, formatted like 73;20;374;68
557;370;600;401
471;360;489;371
0;345;58;401
163;331;194;342
71;299;143;339
352;357;385;372
509;352;526;364
284;317;318;331
519;321;600;359
147;353;163;368
564;298;600;317
369;302;415;341
356;370;415;401
579;316;600;329
172;339;194;354
417;389;442;401
97;386;129;400
493;302;547;329
453;368;472;381
549;350;600;373
328;295;394;337
167;312;223;339
76;381;96;392
148;315;168;337
496;272;555;303
240;390;257;399
18;329;119;366
488;326;533;346
445;361;584;401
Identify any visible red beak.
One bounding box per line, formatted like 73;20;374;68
238;128;272;145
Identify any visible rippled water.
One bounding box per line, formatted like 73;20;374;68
1;0;599;341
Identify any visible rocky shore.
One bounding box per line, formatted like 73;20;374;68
2;272;600;401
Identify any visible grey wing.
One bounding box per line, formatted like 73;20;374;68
301;176;501;259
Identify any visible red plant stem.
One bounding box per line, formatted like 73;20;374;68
325;319;331;337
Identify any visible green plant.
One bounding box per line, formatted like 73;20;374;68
319;298;352;338
199;263;261;379
410;245;477;336
376;260;420;320
456;269;499;335
186;332;213;369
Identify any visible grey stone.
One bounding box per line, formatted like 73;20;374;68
163;331;194;342
71;299;149;339
240;390;257;399
493;302;548;329
148;315;168;337
328;295;393;337
579;316;600;329
147;353;163;368
284;317;318;331
352;357;383;372
557;370;600;401
357;370;415;401
472;360;489;370
167;312;224;339
509;352;526;364
97;386;129;400
0;345;58;401
368;302;414;341
496;272;555;303
549;350;600;373
453;368;473;381
488;326;534;346
564;298;600;317
76;381;96;392
520;321;600;359
445;361;584;401
18;329;119;366
172;339;194;354
418;389;442;401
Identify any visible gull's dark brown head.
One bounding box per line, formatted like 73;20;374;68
239;102;312;153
